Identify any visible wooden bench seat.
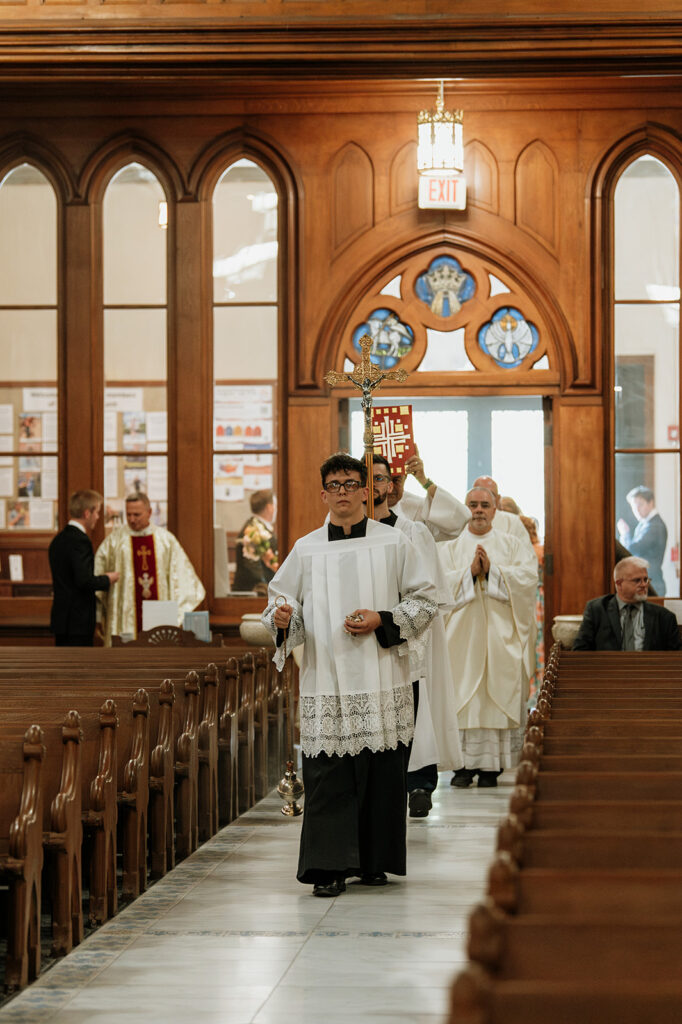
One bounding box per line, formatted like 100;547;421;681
450;971;682;1024
0;726;44;991
0;714;83;957
468;903;682;981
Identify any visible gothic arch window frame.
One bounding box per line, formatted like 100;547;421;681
0;152;63;550
193;132;299;609
93;148;174;539
594;126;682;598
318;232;571;393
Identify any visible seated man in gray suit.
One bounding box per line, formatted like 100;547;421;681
573;556;681;651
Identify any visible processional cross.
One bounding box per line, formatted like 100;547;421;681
325;334;408;517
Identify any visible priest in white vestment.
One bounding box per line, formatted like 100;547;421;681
472;476;539;692
388;445;470;541
262;453;438;898
441;487;538;788
371;453;462;818
94;492;206;645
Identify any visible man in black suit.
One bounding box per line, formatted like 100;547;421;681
49;490;120;647
617;486;668;596
573;556;681;651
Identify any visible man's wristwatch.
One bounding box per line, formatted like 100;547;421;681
422;477;435;490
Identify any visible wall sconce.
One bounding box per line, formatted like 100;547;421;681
158;201;168;230
417;81;464;175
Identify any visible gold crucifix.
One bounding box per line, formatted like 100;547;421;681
137;544;152;572
325;334;408;517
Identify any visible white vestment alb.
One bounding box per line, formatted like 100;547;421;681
492;508;539;692
441;527;538;770
391;515;462;773
94;524;206;645
394;486;470;542
262;519;438;759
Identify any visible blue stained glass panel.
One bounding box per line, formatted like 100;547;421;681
415;256;476;317
352;309;414;370
478;307;539;368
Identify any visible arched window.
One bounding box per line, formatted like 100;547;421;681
212;159;279;597
0;163;58;542
102;163;168;533
613;154;680;597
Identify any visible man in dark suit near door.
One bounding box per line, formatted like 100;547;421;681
49;489;119;646
573;556;681;651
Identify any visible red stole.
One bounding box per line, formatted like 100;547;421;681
131;534;159;633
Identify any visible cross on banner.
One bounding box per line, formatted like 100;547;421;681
325;334;409;516
372;405;415;475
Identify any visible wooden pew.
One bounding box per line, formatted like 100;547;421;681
448;643;682;1022
0;725;44;991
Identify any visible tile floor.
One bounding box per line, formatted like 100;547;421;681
0;772;512;1024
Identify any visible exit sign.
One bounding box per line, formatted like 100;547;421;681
418;173;467;210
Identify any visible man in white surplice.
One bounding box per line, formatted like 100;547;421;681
371;453;463;820
441;487;538;788
262;453;438;898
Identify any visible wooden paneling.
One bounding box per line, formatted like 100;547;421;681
515;140;560;255
464;139;499;215
285;399;333;548
332;143;374;256
2;74;682;633
552;399;607;616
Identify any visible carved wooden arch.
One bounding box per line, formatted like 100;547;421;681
78;133;185;204
189;126;301;202
588;121;682;391
316;231;576;390
464;139;499;215
515;139;560;256
330;142;374;259
589;121;682;203
0;133;76;204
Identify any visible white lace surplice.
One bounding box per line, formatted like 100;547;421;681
262;520;437;758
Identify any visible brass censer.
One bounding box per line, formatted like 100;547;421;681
275;595;304;816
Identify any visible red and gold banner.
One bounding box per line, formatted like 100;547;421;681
371;404;415;475
131;535;158;633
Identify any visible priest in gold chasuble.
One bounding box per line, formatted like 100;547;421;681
95;492;205;645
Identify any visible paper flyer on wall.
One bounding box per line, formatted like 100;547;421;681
7;501;29;528
104;456;119;499
18;413;43;452
18;456;41;498
105;387;144;413
22;387;57;412
147;412;167;446
213;455;244;501
0;467;13;497
104;411;118;451
40;458;58;501
28;500;54;530
0;404;13;435
146;457;168;500
122;412;147;451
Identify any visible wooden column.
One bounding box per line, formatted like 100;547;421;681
62;200;103;521
170;198;210;594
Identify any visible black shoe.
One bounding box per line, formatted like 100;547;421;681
477;771;500;788
408;788;432;817
312;877;346;897
360;872;388;886
451;768;476;788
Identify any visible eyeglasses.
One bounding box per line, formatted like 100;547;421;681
372;474;389;484
323;479;363;493
621;576;649;585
